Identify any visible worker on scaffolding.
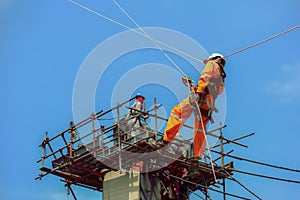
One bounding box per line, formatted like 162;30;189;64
150;53;226;160
114;93;148;144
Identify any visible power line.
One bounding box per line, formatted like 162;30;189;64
165;173;251;200
187;188;207;200
211;149;300;173
232;168;300;184
68;1;300;61
67;0;204;64
225;171;262;200
225;24;300;58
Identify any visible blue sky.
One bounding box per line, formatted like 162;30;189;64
1;0;300;199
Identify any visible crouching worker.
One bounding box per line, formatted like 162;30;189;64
113;93;148;144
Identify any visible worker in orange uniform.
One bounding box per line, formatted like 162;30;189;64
154;53;226;159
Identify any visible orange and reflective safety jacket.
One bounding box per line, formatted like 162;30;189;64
195;60;226;118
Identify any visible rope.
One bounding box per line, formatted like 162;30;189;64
111;0;186;76
111;0;218;183
225;24;300;58
68;0;204;64
193;97;218;182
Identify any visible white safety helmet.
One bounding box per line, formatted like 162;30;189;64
208;53;224;60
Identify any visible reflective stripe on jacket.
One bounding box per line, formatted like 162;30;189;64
196;60;225;97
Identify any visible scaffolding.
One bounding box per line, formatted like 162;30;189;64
36;97;264;200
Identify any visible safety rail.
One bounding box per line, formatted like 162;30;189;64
36;97;164;178
36;97;254;200
36;96;245;177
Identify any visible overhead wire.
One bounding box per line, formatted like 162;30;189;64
68;0;300;61
232;168;300;184
151;152;249;199
224;171;262;200
165;173;251;200
225;24;300;58
186;187;207;200
210;149;300;173
67;0;204;64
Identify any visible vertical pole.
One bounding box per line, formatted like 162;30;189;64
154;97;158;140
223;179;226;200
220;124;224;167
144;99;148;138
101;125;105;156
117;103;122;173
219;123;226;200
69;121;74;163
91;113;96;157
40;132;48;178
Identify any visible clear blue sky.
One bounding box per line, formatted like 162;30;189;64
1;0;300;199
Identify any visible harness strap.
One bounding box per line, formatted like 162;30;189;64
195;129;204;133
171;113;186;123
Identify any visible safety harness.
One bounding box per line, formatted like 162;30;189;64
186;62;226;123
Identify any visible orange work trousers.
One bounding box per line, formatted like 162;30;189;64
163;96;209;158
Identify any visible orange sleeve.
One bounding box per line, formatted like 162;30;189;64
196;61;214;93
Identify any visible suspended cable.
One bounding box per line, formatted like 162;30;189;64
67;0;204;64
165;173;250;200
68;1;300;62
224;171;262;200
233;154;300;173
225;24;300;58
211;149;300;173
232;168;300;184
187;188;206;200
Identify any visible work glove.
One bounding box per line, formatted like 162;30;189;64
182;76;193;87
189;91;199;104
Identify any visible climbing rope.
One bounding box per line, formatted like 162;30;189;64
68;0;204;64
111;0;188;77
110;0;219;182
